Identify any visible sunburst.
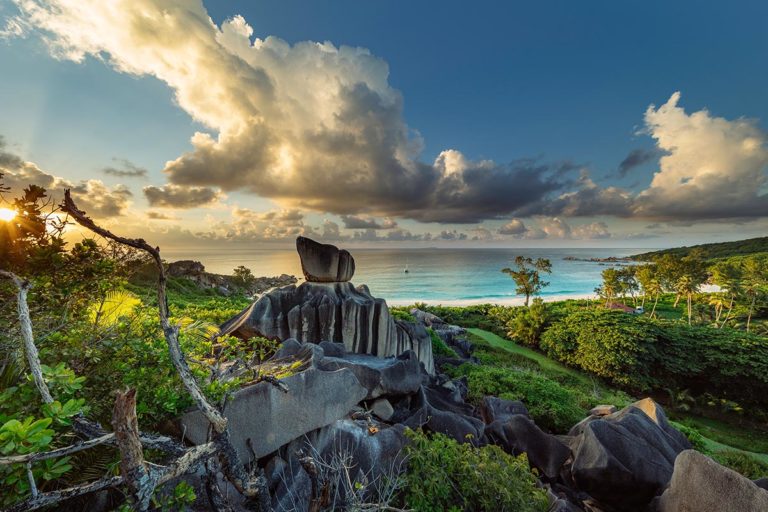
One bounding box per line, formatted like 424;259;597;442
0;208;16;222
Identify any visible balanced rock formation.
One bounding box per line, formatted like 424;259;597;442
296;235;355;282
219;238;434;373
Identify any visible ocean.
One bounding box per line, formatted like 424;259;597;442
162;247;650;306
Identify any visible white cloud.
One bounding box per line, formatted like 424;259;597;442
634;91;768;219
9;0;565;223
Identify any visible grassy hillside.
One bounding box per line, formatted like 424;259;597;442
631;236;768;261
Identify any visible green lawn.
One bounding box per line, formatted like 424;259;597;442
466;327;768;464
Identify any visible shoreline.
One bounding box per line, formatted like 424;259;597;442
386;292;597;307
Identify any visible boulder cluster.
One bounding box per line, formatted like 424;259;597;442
178;238;767;512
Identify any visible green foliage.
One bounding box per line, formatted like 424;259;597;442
428;328;459;358
445;363;587;432
631;236;768;262
674;423;708;452
539;309;768;411
505;298;549;346
402;430;549;512
712;450;768;480
232;265;255;287
389;306;417;323
540;309;657;388
0;416;73;505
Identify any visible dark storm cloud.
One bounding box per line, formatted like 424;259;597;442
102;158;148;178
143;184;221;208
617;148;660;177
340;215;397;229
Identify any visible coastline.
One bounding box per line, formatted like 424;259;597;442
387;292;596;307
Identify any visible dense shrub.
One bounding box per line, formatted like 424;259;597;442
540;310;768;409
445;363;587;432
402;430;549;512
540;309;658;388
389;306;417;323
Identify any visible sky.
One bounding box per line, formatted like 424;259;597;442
0;0;767;249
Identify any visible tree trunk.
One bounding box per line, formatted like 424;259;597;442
687;293;692;326
720;295;734;329
0;271;53;404
747;295;756;332
673;294;681;308
651;294;659;318
113;389;155;511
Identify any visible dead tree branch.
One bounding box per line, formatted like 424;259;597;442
0;270;53;404
113;389;156;511
61;190;270;507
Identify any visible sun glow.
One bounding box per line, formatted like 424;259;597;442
0;208;17;222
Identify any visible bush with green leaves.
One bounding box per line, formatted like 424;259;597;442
445;363;587;432
402;429;549;512
539;309;768;410
505;298;550;346
389;306;417;323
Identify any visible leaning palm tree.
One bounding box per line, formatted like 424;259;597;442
707;294;729;326
646;279;663;318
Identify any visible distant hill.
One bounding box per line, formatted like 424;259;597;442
631;236;768;261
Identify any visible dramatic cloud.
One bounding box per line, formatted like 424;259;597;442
617;148;659;177
498;218;527;235
340;215;397;230
102;158;148;178
10;0;570;223
634;92;768;220
0;137;131;217
143;184;221;208
521;171;633;217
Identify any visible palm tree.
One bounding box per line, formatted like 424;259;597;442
707;294;728;326
675;275;699;326
646;279;663;318
711;260;742;329
741;257;766;333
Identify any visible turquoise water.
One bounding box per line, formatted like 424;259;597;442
163;247;648;305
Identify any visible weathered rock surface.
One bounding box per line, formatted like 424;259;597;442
296;236;355;282
479;396;530;424
179;367;367;460
589;404;617;417
395;385;485;444
318;350;422;399
569;398;690;510
371;398;395;421
486;416;572;480
269;419;407;512
656;450;768;512
219;281;434;374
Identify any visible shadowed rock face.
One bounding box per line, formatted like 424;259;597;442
296;236;355;282
219;281;434;374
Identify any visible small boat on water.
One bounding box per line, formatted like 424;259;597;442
404;263;409;273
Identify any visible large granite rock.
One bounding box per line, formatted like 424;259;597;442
269;419;407;512
395;385;485;444
318;350;422;400
218;281;434;374
296;236;355;282
179;367;367;460
568;398;691;510
479;396;529;424
656;450;768;512
485;416;571;480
